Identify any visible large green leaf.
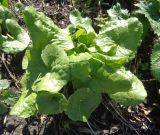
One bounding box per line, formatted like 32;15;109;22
41;44;69;69
110;72;147;106
32;71;69;93
66;88;101;121
100;17;143;60
12;49;48;117
135;0;160;36
70;61;91;81
68;53;91;81
95;32;134;63
24;49;48;91
92;53;127;67
23;7;74;50
34;52;91;93
151;40;160;81
88;66;132;94
51;29;74;50
23;6;59;49
37;92;67;114
10;73;34;118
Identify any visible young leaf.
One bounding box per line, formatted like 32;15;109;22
66;88;101;121
107;3;130;20
95;35;117;55
69;9;95;33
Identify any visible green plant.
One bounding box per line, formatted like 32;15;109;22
0;74;9;91
9;6;147;121
0;4;30;54
135;0;160;81
0;0;8;7
0;74;18;114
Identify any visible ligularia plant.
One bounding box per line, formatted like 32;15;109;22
10;5;147;121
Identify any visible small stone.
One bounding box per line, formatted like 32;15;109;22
110;126;119;134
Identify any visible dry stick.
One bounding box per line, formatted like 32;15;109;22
38;116;47;135
102;96;140;135
102;102;138;135
1;53;20;91
86;120;96;135
109;102;139;135
141;78;156;82
98;0;102;18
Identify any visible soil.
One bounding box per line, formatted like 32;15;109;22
1;0;160;135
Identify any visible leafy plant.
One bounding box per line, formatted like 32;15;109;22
0;4;30;54
10;6;147;121
135;0;160;36
0;74;18;114
135;0;160;81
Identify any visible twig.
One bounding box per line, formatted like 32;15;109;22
141;79;156;82
102;96;140;135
